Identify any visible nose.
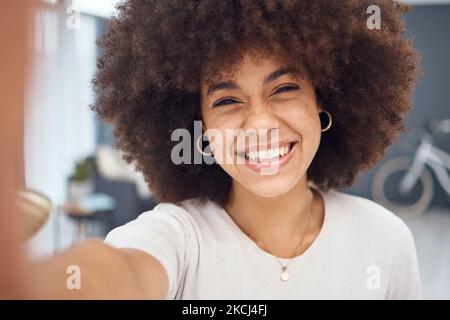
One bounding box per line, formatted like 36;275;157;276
241;99;279;138
239;99;280;148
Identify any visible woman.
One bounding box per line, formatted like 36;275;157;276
1;0;421;299
93;0;421;299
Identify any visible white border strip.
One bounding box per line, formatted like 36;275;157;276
401;0;450;5
73;0;120;19
63;0;450;19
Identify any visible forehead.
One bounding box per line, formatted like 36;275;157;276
200;57;307;98
204;66;302;98
202;52;283;85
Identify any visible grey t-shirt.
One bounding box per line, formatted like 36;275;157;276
104;188;421;299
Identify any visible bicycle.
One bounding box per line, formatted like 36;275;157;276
371;119;450;220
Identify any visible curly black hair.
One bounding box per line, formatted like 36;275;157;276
92;0;420;207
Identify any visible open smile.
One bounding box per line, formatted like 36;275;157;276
235;141;299;173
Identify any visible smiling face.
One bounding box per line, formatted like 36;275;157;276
200;52;323;198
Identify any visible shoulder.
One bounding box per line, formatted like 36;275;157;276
149;197;220;222
104;201;195;244
103;199;211;263
326;189;414;244
325;190;421;298
112;197;220;233
150;197;217;215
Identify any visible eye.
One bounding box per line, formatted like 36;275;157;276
212;98;240;108
271;84;300;96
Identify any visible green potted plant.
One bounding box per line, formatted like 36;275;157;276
68;157;96;200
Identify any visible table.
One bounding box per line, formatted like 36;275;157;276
53;193;116;254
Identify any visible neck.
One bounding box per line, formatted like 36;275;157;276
225;176;317;255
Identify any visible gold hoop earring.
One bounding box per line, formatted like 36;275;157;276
196;134;213;157
320;110;332;132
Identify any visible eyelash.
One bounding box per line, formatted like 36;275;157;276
212;84;300;108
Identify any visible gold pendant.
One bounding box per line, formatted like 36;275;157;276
280;267;290;281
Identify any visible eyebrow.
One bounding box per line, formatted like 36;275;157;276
205;67;300;97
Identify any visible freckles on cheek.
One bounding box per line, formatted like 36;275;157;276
293;104;321;130
286;114;320;146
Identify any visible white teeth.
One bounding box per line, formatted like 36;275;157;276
244;143;292;161
271;149;278;158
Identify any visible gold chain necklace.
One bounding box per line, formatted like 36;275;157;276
227;201;314;282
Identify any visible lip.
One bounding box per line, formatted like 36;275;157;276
237;141;299;174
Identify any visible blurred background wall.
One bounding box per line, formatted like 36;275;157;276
345;4;450;208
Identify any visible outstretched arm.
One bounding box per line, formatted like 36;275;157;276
0;0;168;300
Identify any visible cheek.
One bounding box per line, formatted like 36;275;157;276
279;100;321;135
279;102;322;164
205;121;239;165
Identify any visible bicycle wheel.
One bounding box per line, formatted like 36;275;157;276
371;156;433;220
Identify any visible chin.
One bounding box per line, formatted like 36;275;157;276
242;172;304;198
